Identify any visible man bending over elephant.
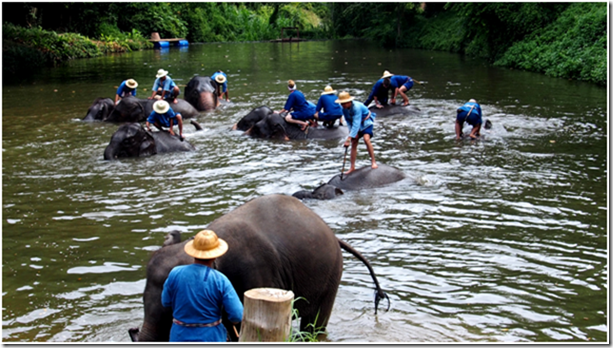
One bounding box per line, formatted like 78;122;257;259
115;79;138;105
389;73;415;106
278;80;317;131
162;230;243;342
336;91;378;175
149;69;181;104
146;100;184;140
315;85;344;128
211;70;229;102
364;70;393;109
456;99;483;140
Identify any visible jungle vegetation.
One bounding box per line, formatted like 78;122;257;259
2;2;607;85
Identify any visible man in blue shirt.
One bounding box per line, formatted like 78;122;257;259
364;70;393;108
162;230;244;342
211;71;229;102
315;85;344;128
146;100;184;140
149;69;181;104
336;91;378;175
456;99;483;140
278;80;317;131
390;74;415;106
115;79;138;105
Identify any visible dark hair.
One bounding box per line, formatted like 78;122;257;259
383;77;391;86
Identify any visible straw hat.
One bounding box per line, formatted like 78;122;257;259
184;230;229;260
381;70;394;79
288;80;296;91
321;85;336;95
469;99;477;103
153;100;170;114
156;69;169;78
126;79;138;89
335;91;355;104
215;74;226;84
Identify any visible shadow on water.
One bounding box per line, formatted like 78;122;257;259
2;40;607;342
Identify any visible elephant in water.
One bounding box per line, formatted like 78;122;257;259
103;122;199;160
83;96;200;123
83;97;115;122
184;76;219;111
368;104;421;118
293;163;405;200
128;194;389;342
233;106;348;140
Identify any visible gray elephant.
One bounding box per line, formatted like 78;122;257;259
103;122;198;160
86;96;200;123
293;164;405;200
368;104;421;117
83;97;115;122
234;106;348;141
184;76;219;111
128;194;389;342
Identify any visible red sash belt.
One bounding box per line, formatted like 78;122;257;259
172;318;222;328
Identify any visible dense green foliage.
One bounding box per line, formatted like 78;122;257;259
2;2;607;85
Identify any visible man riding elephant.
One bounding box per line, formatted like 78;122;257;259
146;100;184;141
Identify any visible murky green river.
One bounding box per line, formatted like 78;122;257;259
2;40;607;342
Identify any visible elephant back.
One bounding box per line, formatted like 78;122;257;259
151;132;195;153
327;163;406;190
108;96;147;122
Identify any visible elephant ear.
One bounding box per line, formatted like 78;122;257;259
335;187;344;196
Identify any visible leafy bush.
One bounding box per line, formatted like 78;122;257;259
494;2;606;85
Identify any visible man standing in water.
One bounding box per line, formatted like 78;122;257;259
455;99;483;140
161;230;243;342
336;91;378;175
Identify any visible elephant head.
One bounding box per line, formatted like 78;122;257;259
247;113;292;140
184;76;218;111
104;123;157;160
292;183;344;200
107;96;148;123
83;98;114;122
232;106;274;131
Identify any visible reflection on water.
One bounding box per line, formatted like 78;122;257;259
2;41;607;342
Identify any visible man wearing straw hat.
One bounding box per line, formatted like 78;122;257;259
146;100;185;140
161;230;243;342
455;99;483;140
149;69;181;104
336;91;378;175
315;85;344;128
211;70;229;102
114;79;138;105
363;70;394;109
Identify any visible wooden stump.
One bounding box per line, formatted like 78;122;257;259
151;32;161;41
239;288;294;342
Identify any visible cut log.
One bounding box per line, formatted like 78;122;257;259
239;288;294;342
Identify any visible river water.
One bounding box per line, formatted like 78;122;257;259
2;40;608;342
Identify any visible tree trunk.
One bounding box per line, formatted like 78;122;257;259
239;288;294;342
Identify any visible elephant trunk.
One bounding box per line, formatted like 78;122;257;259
103;143;119;161
292;190;314;200
134;321;162;342
197;92;217;111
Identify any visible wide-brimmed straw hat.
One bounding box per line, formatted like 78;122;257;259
381;70;394;79
335;91;355;104
469;99;477;103
184;230;229;260
153;100;170;114
321;85;336;95
156;69;169;78
215;74;226;84
126;79;138;89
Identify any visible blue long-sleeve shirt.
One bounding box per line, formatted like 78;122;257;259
116;80;136;97
211;72;228;92
315;94;343;119
341;101;375;138
456;101;483;126
162;264;244;342
284;90;316;120
152;76;177;93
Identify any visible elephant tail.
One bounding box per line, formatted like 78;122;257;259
337;239;390;315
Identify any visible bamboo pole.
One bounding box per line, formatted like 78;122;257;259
239;288;294;342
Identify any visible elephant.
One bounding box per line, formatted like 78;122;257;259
162;231;182;247
368;104;421;118
105;96;200;123
233;106;348;141
184;76;219;111
83;97;115;122
128;194;389;342
293;164;406;200
103;122;198;160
